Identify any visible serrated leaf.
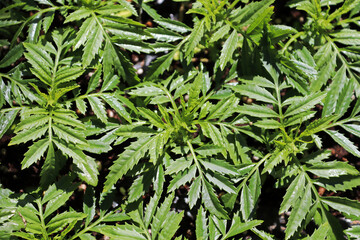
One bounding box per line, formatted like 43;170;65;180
254;119;282;129
285;92;326;117
87;68;102;93
321;196;360;217
76;98;87;114
101;94;132;123
202;179;228;219
21;138;49;169
195;145;225;156
74;17;97;49
46;212;87;234
88;96;107;123
52;124;87;145
144;50;176;80
200;158;238;176
210;24;230;43
238;104;279;118
9;125;48;145
232;84;277;104
168;165;196;192
331;29;360;45
130;85;165;96
224;218;262;239
0;44;24;68
0;110;18;139
147;27;183;42
64;8;92;23
137;107;165;128
205;172;236;194
114;39;153;54
279;172;306;213
285;183;312;239
158;211;183;240
306;161;358;178
83;25;103;67
322;65;347;117
189;177;201;209
300;115;337;137
151;193;175;239
104;137;154;192
196;206;208;240
185;19;205;57
219;30;238;70
55;66;84;85
314;175;360;192
325;130;360;157
91;224;146;240
312;43;337;92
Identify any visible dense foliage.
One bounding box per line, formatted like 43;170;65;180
1;0;360;239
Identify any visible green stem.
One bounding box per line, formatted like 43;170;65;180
280;31;305;55
36;199;49;240
70;212;107;240
187;140;205;179
239;154;271;190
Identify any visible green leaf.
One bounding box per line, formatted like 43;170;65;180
64;8;92;23
314;175;360;192
151;193;175;239
205;172;236;194
325;130;360;157
168;165;196;192
0;110;18;139
158;211;183;240
331;29;360;45
209;24;230;43
224;218;262;239
188;177;201;209
279;173;306;214
195;145;225;157
322;65;347;117
21;138;50;169
74;17;97;49
104;137;154;192
196;206;208;240
147;27;183;42
0;44;24;68
9;125;48;145
52;124;87;145
300;115;337;137
55;66;85;86
83;25;103;67
306;161;358;178
91;224;146;240
185;19;205;57
114;39;153;54
345;225;360;239
144;50;177;80
238;104;279;118
321;196;360;217
202;179;228;219
285;92;326;117
312;42;336;92
254;119;282;129
285;183;312;239
46;212;87;234
76;98;87;115
232;84;277;104
130;85;165;97
220;30;238;70
87;68;102;93
200;159;238;176
137;107;165;128
88;96;108;123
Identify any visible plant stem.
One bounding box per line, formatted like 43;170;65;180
280;31;305;55
36;199;49;240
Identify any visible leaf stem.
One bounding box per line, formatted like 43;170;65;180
280;31;305;55
187;140;205;179
36;199;49;240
